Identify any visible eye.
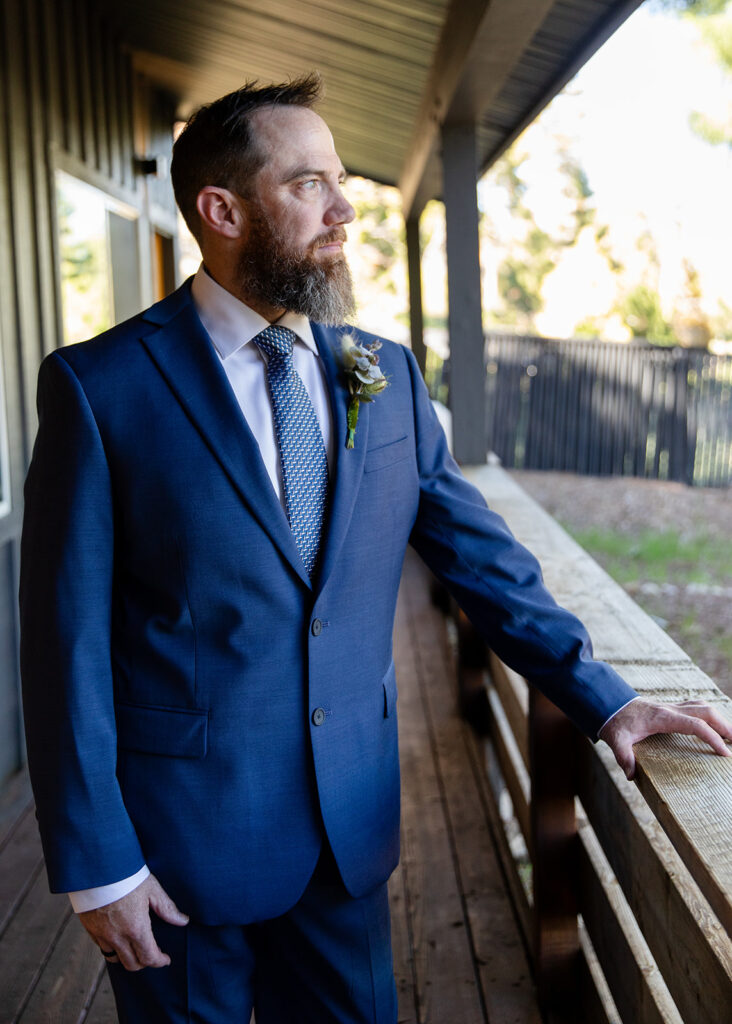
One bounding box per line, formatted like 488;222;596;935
300;179;321;192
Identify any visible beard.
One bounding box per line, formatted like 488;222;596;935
236;206;356;326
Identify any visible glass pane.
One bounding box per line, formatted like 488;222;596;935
56;173;114;345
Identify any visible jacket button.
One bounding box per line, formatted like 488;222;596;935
311;618;323;636
312;707;326;726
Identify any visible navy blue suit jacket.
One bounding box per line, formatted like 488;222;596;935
20;280;637;924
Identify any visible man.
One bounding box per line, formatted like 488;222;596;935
20;75;731;1023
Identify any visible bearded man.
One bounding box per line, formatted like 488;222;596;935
19;75;731;1024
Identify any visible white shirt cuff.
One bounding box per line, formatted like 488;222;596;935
68;864;150;913
597;695;641;739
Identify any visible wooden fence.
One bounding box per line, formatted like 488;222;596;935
425;337;732;486
450;464;732;1022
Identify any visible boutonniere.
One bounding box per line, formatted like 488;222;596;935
339;334;390;449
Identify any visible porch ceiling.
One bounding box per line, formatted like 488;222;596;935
102;0;643;213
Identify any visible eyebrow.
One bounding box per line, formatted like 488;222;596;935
282;165;347;184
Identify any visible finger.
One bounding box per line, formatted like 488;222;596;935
609;736;637;780
128;923;170;969
682;705;732;742
99;947;120;966
148;880;189;927
661;711;732;757
114;938;145;973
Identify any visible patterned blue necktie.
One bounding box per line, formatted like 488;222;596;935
254;325;329;579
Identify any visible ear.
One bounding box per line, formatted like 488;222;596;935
196;187;245;239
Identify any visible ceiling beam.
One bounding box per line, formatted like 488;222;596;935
401;0;647;218
475;0;645;177
445;0;557;124
398;0;489;219
399;0;557;218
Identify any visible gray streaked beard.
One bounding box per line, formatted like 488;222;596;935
237;209;356;326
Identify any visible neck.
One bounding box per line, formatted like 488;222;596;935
201;262;286;324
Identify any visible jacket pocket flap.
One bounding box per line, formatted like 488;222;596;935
382;662;397;718
116;702;208;758
364;435;410;474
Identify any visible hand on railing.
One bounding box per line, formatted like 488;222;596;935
598;697;732;780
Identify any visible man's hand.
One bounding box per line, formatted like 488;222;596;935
79;874;189;971
599;698;732;780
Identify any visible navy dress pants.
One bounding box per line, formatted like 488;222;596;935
107;846;398;1024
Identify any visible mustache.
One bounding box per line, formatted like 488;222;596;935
313;228;347;249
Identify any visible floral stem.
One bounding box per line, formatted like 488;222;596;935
346;395;360;449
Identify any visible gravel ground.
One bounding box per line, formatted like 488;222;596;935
509;470;732;698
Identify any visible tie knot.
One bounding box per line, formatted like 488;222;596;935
254;325;297;364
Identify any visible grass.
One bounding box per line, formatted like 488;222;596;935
563;526;732;587
561;523;732;695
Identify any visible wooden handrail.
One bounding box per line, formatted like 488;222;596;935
451;463;732;1022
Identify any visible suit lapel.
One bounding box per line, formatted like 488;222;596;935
313;323;369;594
140;288;311;589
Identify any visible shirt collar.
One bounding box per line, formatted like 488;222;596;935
190;263;317;360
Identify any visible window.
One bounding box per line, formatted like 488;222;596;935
56;172;141;345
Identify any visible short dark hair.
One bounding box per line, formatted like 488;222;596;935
171;73;323;241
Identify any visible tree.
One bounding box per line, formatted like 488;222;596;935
486;140;621;333
619;284;677;344
672;259;713;346
657;0;732;147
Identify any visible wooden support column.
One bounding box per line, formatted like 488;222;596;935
405;215;427;376
441;122;486;464
529;688;580;1022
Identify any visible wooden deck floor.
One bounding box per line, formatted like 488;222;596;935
0;552;539;1023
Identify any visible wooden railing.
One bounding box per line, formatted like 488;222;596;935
450;463;732;1023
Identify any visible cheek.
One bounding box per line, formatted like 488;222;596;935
277;207;320;249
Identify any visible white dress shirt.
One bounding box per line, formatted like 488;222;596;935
69;265;334;912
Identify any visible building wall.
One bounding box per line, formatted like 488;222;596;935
0;0;180;787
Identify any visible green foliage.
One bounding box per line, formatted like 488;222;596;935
666;1;732;147
57;196;96;284
351;191;405;283
689;109;732;144
497;253;556;318
573;316;605;339
651;0;729;15
711;298;732;338
618;284;677;344
559;153;596;242
494;152;530;215
488;136;620;330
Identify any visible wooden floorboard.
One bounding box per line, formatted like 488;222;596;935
394;551;540;1024
0;555;540;1022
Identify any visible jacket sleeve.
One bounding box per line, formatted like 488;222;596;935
19;351;145;892
403;346;638;738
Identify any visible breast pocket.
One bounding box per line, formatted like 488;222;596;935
364;435;411;474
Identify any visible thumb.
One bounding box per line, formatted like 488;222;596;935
147;875;190;926
610;737;636;781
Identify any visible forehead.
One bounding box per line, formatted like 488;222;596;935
250;106;342;179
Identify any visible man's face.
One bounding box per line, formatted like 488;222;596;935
235;106;357;324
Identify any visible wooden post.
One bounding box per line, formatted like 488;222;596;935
405;215;427;376
454;607;490;733
529;688;580;1022
441;121;486;465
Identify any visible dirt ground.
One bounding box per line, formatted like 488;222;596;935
509;470;732;699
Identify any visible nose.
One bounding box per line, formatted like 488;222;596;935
325;187;355;227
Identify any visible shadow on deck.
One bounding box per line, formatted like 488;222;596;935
0;551;538;1023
